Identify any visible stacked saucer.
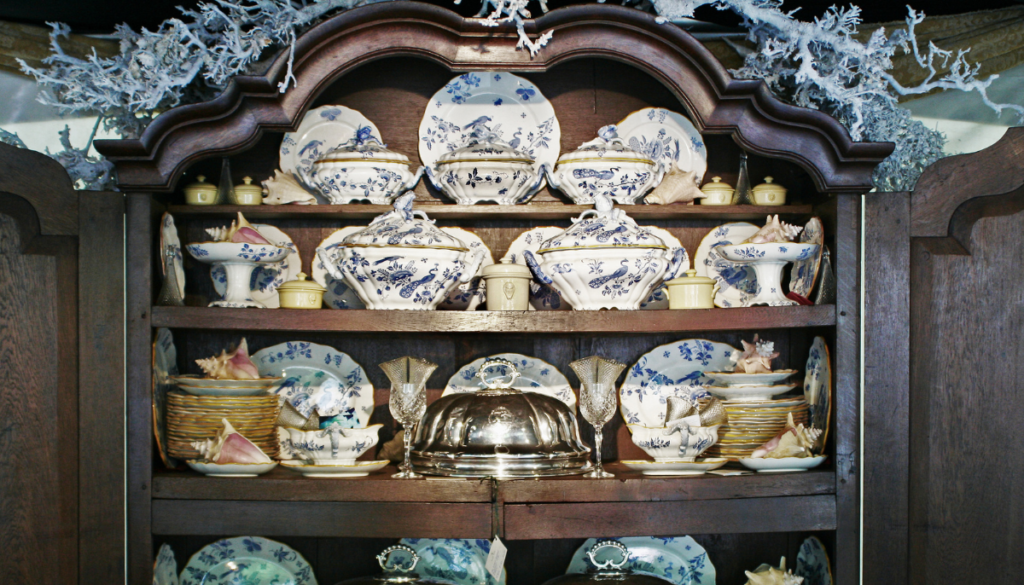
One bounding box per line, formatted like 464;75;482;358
170;374;283;397
703;397;809;460
166;392;281;460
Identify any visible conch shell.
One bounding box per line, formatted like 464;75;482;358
196;338;260;380
730;334;779;374
664;395;728;432
205;212;272;244
744;558;804;585
262;170;317;205
644;168;705;205
192;419;272;464
742;215;802;244
751;413;822;459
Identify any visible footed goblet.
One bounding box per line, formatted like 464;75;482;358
380;356;437;479
571;356;626;479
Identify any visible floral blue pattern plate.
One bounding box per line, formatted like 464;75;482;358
620;338;738;427
211;225;300;309
180;536;316;585
154;543;178;585
153;328;179;469
443;353;575;409
789;217;824;298
566;536;715;585
615;108;707;183
399;538;506;585
694;222;760;308
418;72;560;178
252;342;373;424
804;336;831;450
280;105;382;188
160;213;185;300
795;536;832;585
500;227;569;311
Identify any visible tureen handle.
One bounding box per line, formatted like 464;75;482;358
376;544;420;573
424;165;442;191
586;540;630;571
523;250;552;285
404;165;426;192
542;162;562;191
520;163;549;203
459;249;486;284
665;247;690;281
315;246;345;281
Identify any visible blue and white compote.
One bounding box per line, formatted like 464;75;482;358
524;192;688;310
310;132;424;205
717;240;820;307
315;193;486;310
186;226;291;309
546;125;666;205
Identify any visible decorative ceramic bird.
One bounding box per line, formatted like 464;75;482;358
588;259;629;288
401;267;439;298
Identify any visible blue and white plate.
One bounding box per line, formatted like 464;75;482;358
500;227;568;311
180;536;316;585
789;217;823;299
312;227;366;309
796;536;832;585
615;108;707;183
252;342;373;424
154;543;178;585
804;336;831;450
694;223;760;308
419;72;560;178
399;538;506;585
280;105;382;188
211;225;300;309
444;353;575;409
153;328;179;469
160;213;185;301
566;536;715;585
620;339;737;427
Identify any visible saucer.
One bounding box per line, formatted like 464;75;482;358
620;458;729;476
738;455;826;473
279;459;388;478
186;460;278;477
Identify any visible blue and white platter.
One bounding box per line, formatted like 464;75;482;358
566;536;715;585
153;328;179;469
804;336;831;449
180;536;316;585
252;342;373;424
211;225;300;309
620;338;738;427
789;216;824;299
695;222;760;308
280;105;382;188
615;108;707;183
399;538;506;585
443;353;575;409
160;213;185;300
795;536;832;585
418;72;560;178
155;543;178;585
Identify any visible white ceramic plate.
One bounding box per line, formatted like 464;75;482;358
153;328;179;469
180;536;316;585
789;217;824;298
186;460;278;477
566;536;715;585
796;535;833;585
154;543;178;585
444;353;575;409
160;213;185;300
620;458;729;475
615;107;707;183
170;375;284;389
738;455;826;473
280;104;382;188
437;227;493;311
706;383;798;402
252;342;373;424
804;336;832;449
419;72;560;177
638;227;689;310
500;227;569;310
399;539;506;585
695;222;760;308
211;225;300;309
620;338;737;427
722;396;808;409
703;370;798;386
312;226;367;309
279;459;388;478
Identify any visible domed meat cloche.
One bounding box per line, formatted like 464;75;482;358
410;358;591;478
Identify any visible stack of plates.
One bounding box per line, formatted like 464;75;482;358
169;374;283;397
166;392;281;460
704;397;809;461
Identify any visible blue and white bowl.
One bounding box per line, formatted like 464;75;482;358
547;131;664;205
428;138;544;205
310;136;424;205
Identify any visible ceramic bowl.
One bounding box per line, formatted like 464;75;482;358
310;138;424;205
628;424;720;461
546;135;664;205
185;242;291;264
280;424;382;464
703;370;798;386
428;139;544;205
716;242;819;264
706;383;798;402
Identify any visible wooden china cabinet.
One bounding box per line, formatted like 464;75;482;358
90;3;892;584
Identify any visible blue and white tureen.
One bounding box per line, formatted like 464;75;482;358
426;128;546;205
546;126;665;205
310;135;424;205
524;193;688;310
315;193;486;310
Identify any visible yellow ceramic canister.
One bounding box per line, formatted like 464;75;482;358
183;175;219;205
664;269;719;309
277;273;326;309
699;176;734;206
231;176;263;205
481;261;531;311
751;176;787;206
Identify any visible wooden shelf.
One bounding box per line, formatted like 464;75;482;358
166;203;815;221
151;305;835;333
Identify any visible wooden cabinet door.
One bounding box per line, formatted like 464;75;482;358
0;143;124;585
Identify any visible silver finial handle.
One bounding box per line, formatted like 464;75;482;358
376;544;420;573
586;540;629;570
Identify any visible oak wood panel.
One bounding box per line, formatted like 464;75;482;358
151;305;836;333
502;495;837;539
151;500;493;538
77;192;126;585
863;193;910;585
0;143;78;247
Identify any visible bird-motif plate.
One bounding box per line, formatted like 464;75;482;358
500;227;569;310
180;536;316;585
444;353;575;409
211;225;300;309
159;213;185;301
789;217;824;299
399;538;506;585
695;222;760;308
419;72;560;177
566;536;715;585
804;336;831;450
280;105;382;188
615;107;707;183
796;536;832;585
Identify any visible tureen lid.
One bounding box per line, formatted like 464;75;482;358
277;272;327;293
537;192;668;253
435;124;534;165
314;135;410;165
340;193;469;251
556;125;655;166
